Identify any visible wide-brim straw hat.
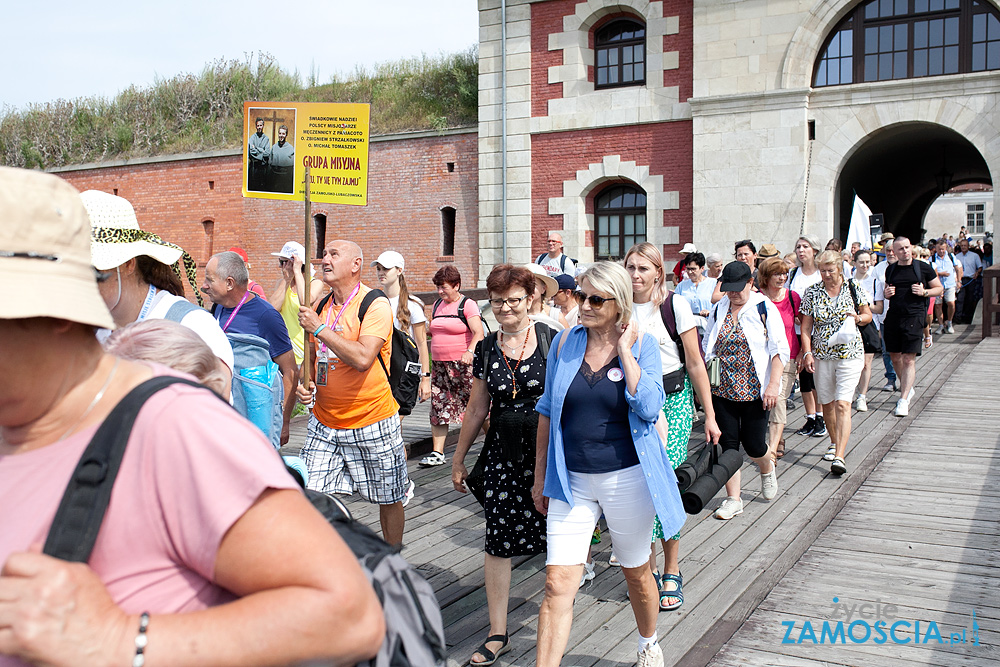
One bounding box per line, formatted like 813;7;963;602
525;263;560;299
0;168;114;329
83;190;202;306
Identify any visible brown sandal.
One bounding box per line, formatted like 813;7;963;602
775;438;785;459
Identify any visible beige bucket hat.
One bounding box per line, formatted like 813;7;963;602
0;167;113;329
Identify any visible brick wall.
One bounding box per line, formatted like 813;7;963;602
530;121;693;260
664;0;692;102
57;131;478;295
531;0;574;117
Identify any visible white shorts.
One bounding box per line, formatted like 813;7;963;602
814;357;865;405
942;285;956;303
545;465;655;569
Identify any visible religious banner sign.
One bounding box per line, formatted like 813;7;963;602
243;101;370;205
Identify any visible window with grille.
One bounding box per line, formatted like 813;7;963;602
595;19;646;89
967;203;985;233
595;185;646;260
813;0;1000;87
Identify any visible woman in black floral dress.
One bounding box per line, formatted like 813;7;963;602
452;264;552;666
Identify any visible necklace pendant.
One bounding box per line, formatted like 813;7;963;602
512;388;518;399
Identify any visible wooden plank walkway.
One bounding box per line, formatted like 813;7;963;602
707;335;1000;667
280;320;991;666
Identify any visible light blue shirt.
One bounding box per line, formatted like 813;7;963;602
930;253;961;289
535;326;685;539
676;277;717;316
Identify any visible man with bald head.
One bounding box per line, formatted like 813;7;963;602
296;240;409;546
536;231;577;277
202;251;298;445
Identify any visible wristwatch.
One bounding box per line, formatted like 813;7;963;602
422;372;431;377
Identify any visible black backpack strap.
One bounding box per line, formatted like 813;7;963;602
356;289;390;381
482;332;499;380
660;291;686;366
535;322;552;358
43;376;208;563
457;296;471;331
847;279;861;311
314;290;335;315
560;255;567;272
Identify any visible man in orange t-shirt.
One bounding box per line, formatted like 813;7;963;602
297;240;408;546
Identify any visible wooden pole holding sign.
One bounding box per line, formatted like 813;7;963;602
302;165;312;388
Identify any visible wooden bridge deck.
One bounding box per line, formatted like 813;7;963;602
285;320;995;666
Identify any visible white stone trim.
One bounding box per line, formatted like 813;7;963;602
532;0;689;134
548;155;680;262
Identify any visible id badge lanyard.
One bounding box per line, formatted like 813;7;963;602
217;292;250;332
319;283;361;359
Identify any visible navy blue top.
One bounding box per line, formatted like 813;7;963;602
560;357;640;473
213;294;293;361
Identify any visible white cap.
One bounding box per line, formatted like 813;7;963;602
680;242;698;254
371;250;405;270
271;241;306;261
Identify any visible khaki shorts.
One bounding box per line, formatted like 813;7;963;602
768;360;798;425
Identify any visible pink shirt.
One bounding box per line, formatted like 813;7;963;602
429;297;481;362
0;372;297;665
771;289;801;359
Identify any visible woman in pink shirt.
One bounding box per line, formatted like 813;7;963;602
422;265;486;467
759;257;801;461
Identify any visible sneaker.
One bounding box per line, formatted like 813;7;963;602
855;394;868;412
946;322;955;334
402;479;415;507
882;381;898;393
715;497;744;520
637;643;664;667
579;560;596;587
823;443;837;461
894;398;909;417
907;388;915;402
760;468;778;500
831;457;847;475
934;324;944;335
786;397;795;411
795;417;816;436
418;451;446;467
810;416;828;437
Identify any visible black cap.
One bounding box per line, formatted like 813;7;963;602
719;261;753;292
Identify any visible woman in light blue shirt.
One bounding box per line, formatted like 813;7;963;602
531;262;683;667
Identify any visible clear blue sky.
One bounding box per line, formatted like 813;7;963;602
3;0;479;111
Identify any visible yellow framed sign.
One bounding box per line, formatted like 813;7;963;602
243;101;370;205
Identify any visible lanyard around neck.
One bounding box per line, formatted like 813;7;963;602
320;283;361;351
219;292;250;332
136;284;158;321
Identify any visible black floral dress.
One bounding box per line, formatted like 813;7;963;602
472;337;548;558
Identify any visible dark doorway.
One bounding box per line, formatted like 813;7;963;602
836;122;991;243
313;214;327;259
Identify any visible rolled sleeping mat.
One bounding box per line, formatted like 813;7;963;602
675;444;713;492
681;448;745;514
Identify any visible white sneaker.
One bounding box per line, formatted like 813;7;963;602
934;324;944;335
402;479;415;507
760;469;778;501
715;497;744;520
579;560;596;588
637;643;664;667
895;398;909;417
855;394;868;412
907;388;915;402
946;322;955;334
418;451;446;467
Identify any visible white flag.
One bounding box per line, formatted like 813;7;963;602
846;194;874;250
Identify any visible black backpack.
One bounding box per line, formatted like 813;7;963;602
44;376;447;667
480;321;553;373
659;291;704;366
315;289;422;416
432;296;491;334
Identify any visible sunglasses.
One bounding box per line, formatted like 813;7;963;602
573;291;616;308
278;258;291;266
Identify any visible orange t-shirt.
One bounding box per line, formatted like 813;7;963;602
313;284;398;429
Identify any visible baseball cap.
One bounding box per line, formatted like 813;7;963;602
272;241;306;262
0;167;114;329
555;274;576;291
229;246;250;263
371;250;405;270
719;261;753;292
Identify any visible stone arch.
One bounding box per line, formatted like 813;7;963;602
548;154;679;263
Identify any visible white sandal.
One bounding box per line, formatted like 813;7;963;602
823;444;837;461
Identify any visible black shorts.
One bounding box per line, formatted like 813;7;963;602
799;369;815;393
883;315;924;355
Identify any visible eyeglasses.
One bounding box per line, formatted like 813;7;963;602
573;291;616;308
489;295;529;309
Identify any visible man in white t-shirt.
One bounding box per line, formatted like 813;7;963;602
536;231;577;277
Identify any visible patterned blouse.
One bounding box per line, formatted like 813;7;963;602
712;310;761;402
799;279;871;360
